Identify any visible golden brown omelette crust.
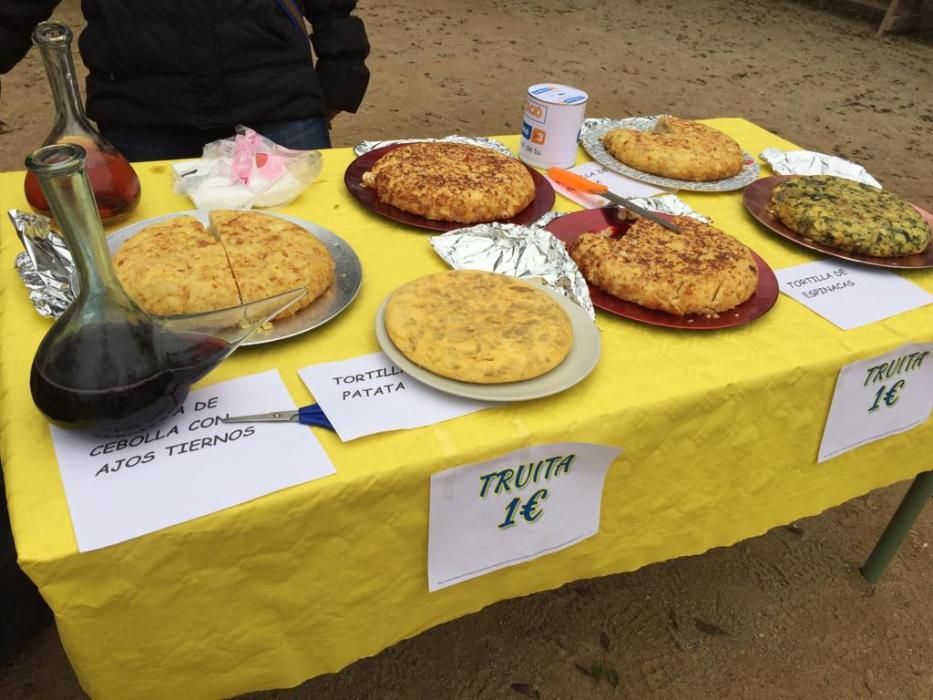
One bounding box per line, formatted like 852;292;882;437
210;211;335;320
602;116;744;182
361;142;536;223
571;216;759;316
114;212;335;321
385;270;573;384
114;215;240;316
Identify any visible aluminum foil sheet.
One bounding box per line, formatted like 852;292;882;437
10;209;75;318
354;135;515;158
533;194;710;228
759;148;882;189
618;194;710;222
431;223;595;320
579;116;760;192
530;211;566;228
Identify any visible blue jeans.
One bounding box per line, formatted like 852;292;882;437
99;117;332;162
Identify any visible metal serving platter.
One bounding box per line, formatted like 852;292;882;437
579;116;760;192
107;210;362;346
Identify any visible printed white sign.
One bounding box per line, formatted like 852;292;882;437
428;442;621;591
298;352;490;441
819;343;933;462
775;259;933;330
547;161;668;209
51;370;336;551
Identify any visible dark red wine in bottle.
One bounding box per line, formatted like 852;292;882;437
31;322;230;436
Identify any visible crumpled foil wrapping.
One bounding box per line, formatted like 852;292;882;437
759;148;882;189
354;135;515;158
10;209;76;318
431;223;595;320
533;194;710;227
616;194;710;222
530;211;565;228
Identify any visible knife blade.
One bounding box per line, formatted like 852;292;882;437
547;167;682;234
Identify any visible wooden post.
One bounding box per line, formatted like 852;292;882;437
877;0;925;36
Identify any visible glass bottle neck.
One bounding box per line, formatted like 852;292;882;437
26;149;122;294
55;168;121;294
38;38;92;137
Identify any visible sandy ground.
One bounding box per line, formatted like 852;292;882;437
1;0;932;698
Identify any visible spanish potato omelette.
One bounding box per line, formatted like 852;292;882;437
361;142;536;224
114;215;241;316
571;216;759;316
602;116;744;182
210;211;335;320
385;270;573;384
114;212;335;320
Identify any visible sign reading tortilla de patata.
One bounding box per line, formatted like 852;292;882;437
775;259;933;329
428;442;620;591
819;343;933;462
298;352;490;441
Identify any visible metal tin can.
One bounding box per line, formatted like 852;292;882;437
519;83;588;169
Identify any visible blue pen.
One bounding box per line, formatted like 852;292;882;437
220;404;334;432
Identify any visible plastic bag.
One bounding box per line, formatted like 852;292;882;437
172;126;322;210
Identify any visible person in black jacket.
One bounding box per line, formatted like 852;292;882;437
0;0;371;160
0;0;369;663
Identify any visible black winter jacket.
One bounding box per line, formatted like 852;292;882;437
0;0;370;129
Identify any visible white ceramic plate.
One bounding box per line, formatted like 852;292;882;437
375;285;601;402
107;210;362;346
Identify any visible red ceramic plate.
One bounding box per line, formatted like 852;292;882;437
545;208;779;330
343;142;556;232
743;175;933;269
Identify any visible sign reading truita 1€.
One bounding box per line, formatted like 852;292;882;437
428;442;619;591
819;343;933;462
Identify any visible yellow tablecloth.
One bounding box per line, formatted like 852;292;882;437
1;120;931;700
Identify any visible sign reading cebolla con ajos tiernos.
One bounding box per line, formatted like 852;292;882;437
51;370;335;551
427;442;620;591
